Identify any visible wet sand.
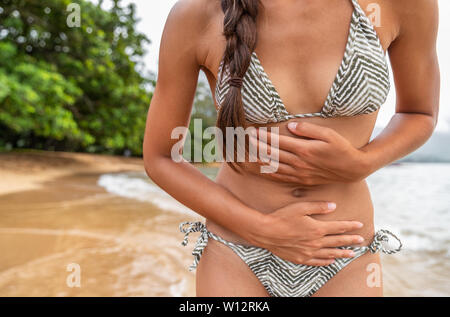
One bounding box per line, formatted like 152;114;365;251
0;151;200;296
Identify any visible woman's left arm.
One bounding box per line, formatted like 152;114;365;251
356;0;440;174
255;0;440;185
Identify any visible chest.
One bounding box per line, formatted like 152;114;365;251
253;3;357;115
211;0;392;124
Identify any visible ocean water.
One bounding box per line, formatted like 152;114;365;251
97;163;450;296
98;171;198;217
368;163;450;257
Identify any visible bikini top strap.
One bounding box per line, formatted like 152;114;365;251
350;0;364;17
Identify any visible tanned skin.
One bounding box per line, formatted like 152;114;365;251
143;0;439;296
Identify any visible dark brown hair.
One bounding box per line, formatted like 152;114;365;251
217;0;260;169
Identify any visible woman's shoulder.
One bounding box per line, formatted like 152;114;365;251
388;0;439;41
357;0;438;50
163;0;222;64
389;0;438;16
166;0;219;30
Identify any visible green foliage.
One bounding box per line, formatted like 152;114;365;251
0;0;218;158
187;81;218;162
0;0;153;155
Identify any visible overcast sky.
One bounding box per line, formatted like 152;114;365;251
109;0;449;131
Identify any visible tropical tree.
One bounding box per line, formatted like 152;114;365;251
0;0;153;155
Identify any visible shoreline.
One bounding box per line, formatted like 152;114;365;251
0;150;200;296
0;150;145;195
0;150;220;196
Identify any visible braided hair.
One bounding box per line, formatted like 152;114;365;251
217;0;260;169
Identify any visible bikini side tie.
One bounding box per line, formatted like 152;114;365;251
369;229;403;254
180;221;210;271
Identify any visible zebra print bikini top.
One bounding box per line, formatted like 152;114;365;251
214;0;390;124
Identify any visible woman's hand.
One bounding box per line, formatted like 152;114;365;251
250;122;373;186
242;201;365;266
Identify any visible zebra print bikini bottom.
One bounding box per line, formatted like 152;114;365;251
179;221;402;297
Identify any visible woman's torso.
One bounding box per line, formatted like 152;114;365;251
198;0;398;246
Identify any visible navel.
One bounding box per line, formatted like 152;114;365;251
291;188;305;198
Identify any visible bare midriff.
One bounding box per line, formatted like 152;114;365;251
206;111;379;247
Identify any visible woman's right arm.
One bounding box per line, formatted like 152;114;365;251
143;0;264;245
143;0;363;266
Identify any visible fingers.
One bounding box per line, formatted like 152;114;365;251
255;128;315;155
260;169;303;184
256;159;330;186
249;133;290;163
287;121;335;143
277;133;312;154
319;220;364;235
264;161;297;177
316;235;365;248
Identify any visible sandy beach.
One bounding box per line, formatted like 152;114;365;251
0;151;448;297
0;151;201;296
